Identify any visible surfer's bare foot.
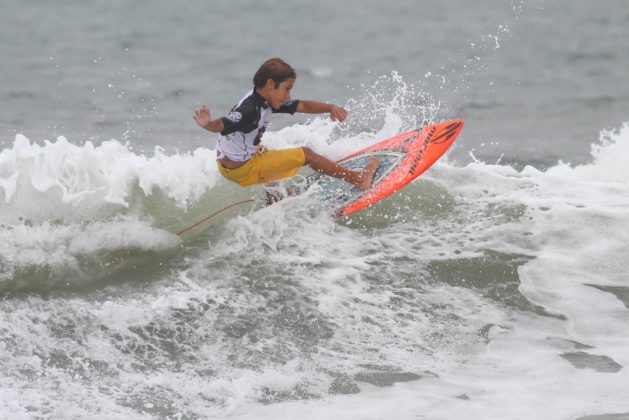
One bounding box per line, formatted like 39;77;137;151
356;157;380;190
303;147;380;190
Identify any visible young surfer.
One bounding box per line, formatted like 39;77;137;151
193;57;380;189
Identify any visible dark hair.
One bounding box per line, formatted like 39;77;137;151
253;58;296;88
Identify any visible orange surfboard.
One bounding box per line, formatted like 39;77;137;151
267;119;464;216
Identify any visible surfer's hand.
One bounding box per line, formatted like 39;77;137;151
330;105;348;122
194;105;212;129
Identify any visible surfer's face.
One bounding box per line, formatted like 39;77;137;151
264;78;295;109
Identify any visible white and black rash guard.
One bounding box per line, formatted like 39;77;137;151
216;89;300;162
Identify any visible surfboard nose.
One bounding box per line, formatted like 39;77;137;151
428;119;464;145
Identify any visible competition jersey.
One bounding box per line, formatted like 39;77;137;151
216;89;300;161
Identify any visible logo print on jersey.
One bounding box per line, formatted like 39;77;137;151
227;111;242;123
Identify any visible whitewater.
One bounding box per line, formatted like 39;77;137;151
1;115;628;419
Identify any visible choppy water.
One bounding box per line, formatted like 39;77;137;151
1;1;629;419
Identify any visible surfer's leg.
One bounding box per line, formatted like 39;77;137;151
302;147;380;190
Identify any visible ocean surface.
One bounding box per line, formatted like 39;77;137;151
1;0;629;419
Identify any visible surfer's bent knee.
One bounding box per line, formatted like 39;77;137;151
302;146;315;164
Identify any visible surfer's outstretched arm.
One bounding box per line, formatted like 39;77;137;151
297;101;348;122
193;105;224;133
302;147;380;190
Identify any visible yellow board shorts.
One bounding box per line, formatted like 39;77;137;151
217;147;306;187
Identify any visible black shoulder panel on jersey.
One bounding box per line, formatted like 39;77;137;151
220;95;259;135
272;99;300;115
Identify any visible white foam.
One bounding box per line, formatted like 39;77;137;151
3;99;629;419
0;217;179;284
547;122;629;184
0;135;221;225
